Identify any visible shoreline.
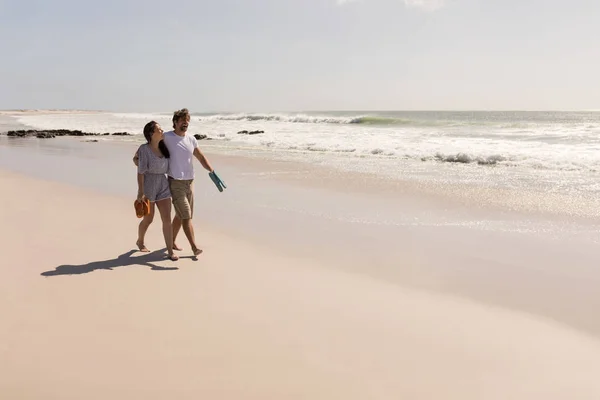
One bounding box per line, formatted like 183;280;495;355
4;133;600;223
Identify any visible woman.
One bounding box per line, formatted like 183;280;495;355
135;121;178;261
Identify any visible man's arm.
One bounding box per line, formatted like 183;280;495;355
193;147;214;172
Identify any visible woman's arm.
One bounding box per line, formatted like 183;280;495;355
136;146;147;200
137;173;145;200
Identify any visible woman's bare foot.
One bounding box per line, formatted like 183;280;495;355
136;240;150;252
192;246;203;256
168;253;179;261
173;243;183;251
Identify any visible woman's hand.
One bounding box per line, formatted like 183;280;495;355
137;192;145;202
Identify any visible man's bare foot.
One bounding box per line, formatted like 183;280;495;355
136;240;150;252
168;253;179;261
192;247;203;256
173;243;183;251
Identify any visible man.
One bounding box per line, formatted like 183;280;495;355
134;108;214;256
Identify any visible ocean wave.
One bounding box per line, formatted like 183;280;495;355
193;113;546;127
195;113;412;125
266;143;598;172
277;143;515;166
432;153;508;165
351;116;413;125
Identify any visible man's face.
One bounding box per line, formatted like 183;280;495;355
175;115;190;132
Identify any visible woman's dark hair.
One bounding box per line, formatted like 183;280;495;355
143;121;170;158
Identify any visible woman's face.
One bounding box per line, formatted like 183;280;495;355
153;124;164;141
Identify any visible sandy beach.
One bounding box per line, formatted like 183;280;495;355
5;0;600;393
2;135;600;398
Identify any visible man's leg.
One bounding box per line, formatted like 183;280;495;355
169;178;186;251
181;182;201;255
181;218;201;256
172;215;183;251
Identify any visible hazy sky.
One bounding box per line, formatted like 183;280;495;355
1;0;599;112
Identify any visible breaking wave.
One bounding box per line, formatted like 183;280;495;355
432;153;508;165
195;113;411;125
269;144;597;172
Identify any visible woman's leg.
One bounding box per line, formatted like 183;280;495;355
156;197;178;260
136;202;155;252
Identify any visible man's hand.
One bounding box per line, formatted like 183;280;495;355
133;150;139;167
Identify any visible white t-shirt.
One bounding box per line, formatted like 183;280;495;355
163;130;198;180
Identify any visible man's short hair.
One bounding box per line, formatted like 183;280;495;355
172;108;190;128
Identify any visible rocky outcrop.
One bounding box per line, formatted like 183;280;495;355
37;132;56;139
194;134;208;140
237;130;264;135
7;129;132;138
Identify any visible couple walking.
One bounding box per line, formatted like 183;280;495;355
133;108;214;261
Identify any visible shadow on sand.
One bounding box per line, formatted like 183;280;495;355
41;249;181;277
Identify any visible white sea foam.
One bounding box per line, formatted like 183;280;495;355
196;113;363;124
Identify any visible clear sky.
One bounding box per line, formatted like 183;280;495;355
1;0;599;112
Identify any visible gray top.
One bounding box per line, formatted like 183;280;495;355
137;144;168;175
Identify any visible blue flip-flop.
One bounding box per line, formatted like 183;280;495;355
209;170;227;192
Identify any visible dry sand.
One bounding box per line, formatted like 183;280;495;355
2;169;600;399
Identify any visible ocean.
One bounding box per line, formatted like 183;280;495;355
4;110;600;200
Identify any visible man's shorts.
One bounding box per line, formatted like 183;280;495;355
168;178;194;220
